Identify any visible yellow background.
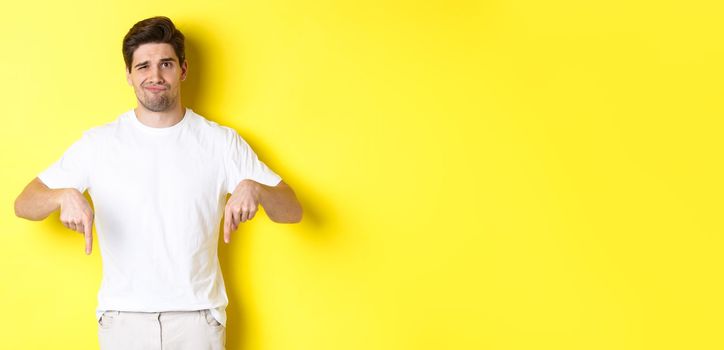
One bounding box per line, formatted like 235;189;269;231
1;1;722;349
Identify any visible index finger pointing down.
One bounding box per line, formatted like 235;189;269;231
84;218;93;255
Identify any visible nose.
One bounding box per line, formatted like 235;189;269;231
148;66;164;84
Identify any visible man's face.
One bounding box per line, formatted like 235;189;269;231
126;43;187;112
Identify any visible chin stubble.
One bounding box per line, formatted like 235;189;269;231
139;89;176;112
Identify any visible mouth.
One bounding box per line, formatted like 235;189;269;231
144;85;167;92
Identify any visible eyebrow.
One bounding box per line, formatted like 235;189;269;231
134;57;177;69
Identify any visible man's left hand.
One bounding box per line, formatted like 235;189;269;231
223;179;261;243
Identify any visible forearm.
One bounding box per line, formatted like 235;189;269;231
14;178;66;221
257;181;303;223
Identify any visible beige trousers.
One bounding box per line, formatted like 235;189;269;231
97;309;226;350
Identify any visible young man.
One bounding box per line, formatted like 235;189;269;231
14;16;302;349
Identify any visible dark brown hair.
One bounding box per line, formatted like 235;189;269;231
122;16;185;72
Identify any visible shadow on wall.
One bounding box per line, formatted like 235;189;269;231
181;26;331;350
180;30;206;113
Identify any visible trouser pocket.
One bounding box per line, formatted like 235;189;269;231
202;309;223;328
98;310;120;329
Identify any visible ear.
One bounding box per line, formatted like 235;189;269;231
125;68;132;86
180;59;188;81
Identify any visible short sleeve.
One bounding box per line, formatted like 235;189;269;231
37;131;94;193
224;129;282;194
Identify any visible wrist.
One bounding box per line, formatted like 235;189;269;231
52;188;71;208
235;179;262;199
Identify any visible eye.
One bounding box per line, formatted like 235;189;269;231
162;62;173;68
137;66;147;70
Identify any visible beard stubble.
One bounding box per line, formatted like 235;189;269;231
138;86;176;112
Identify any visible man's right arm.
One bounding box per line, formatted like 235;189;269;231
14;177;68;221
15;177;95;255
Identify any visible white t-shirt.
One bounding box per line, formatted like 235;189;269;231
38;108;282;327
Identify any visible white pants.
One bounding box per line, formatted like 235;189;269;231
98;309;226;350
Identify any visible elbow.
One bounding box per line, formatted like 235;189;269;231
290;202;303;223
272;204;303;224
14;196;43;221
290;206;303;223
14;198;22;218
14;197;29;220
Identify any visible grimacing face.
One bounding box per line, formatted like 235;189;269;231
126;43;187;112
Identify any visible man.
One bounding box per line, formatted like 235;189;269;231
13;16;302;350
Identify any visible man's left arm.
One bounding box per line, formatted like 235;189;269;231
223;179;303;243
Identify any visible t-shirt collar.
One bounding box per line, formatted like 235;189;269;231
129;107;190;133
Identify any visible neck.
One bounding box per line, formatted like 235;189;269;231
134;102;185;128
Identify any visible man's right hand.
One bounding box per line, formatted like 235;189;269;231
57;189;94;255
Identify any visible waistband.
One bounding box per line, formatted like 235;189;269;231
101;309;209;317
